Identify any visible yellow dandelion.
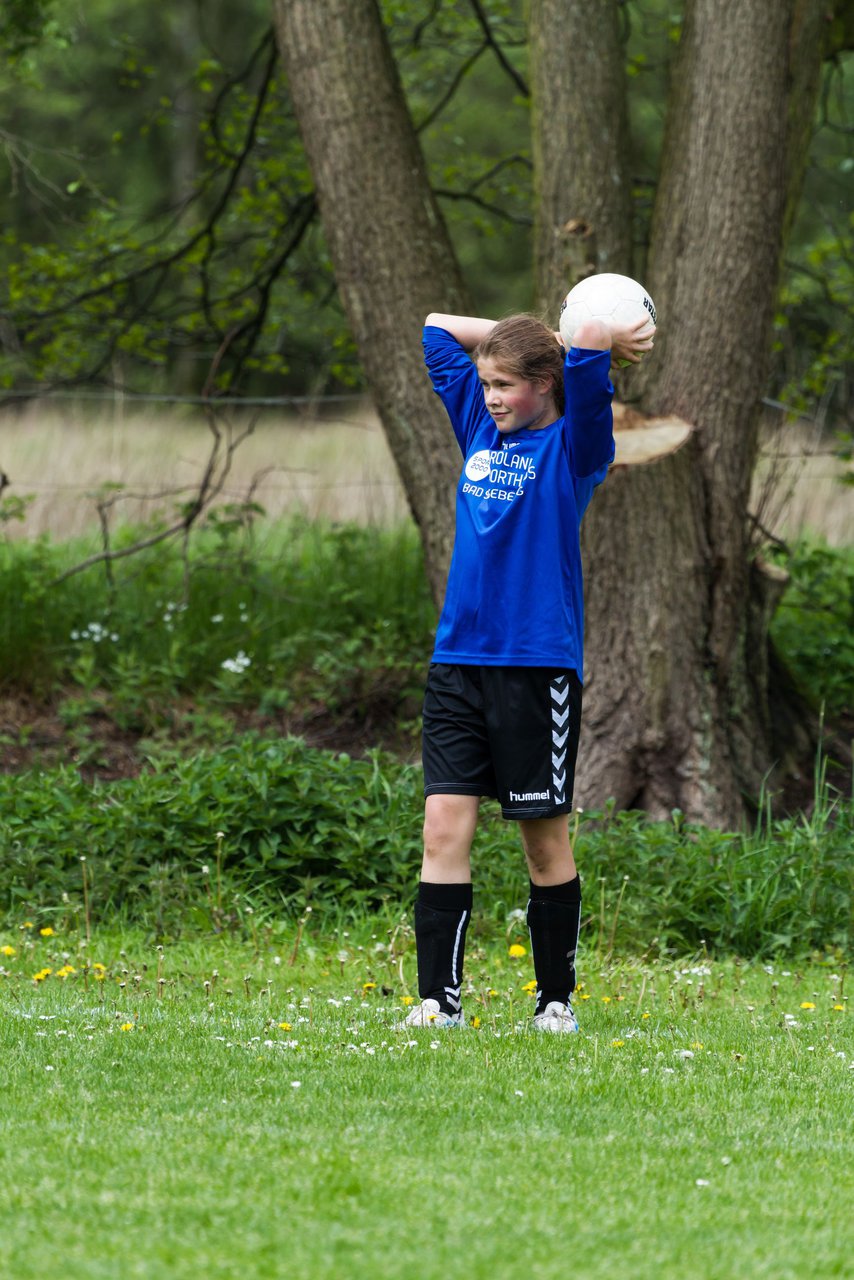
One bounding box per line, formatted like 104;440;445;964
362;982;377;992
522;980;537;994
487;989;498;998
611;1039;625;1048
1;945;15;957
93;971;106;981
400;995;414;1006
119;1022;134;1032
471;1016;482;1029
601;996;612;1003
641;1011;651;1020
39;927;54;937
22;921;33;930
800;1002;816;1010
508;943;527;958
579;993;591;1001
278;1022;293;1031
833;1004;845;1012
92;962;107;971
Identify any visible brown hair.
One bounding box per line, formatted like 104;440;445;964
474;314;565;414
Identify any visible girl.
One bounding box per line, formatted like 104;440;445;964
404;307;653;1032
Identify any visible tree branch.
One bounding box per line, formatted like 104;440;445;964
414;42;488;133
466;0;529;97
433;188;532;226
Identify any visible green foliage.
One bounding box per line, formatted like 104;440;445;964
774;212;854;427
1;733;850;956
0;0;58;62
0;515;434;723
1;519;852;957
0;2;348;396
0;0;850;419
769;539;854;719
0;738;424;929
4;521;851;739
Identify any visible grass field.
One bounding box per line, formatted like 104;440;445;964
1;401;409;537
2;401;852;544
1;922;851;1280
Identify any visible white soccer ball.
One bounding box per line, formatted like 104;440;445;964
559;273;656;349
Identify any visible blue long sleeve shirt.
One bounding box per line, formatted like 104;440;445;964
424;324;614;678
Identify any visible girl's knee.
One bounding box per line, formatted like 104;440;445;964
422;795;477;873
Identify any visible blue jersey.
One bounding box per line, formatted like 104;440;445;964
424;325;614;678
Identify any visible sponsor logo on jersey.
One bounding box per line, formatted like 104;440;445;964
464;449;492;482
462;447;537;503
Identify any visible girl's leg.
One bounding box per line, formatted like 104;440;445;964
421;793;479;883
409;794;479;1020
519;813;577;885
520;815;582;1019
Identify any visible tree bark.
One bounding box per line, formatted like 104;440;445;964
565;0;837;823
529;0;634;315
272;0;468;604
274;0;845;827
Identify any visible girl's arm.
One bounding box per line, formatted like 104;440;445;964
425;313;496;352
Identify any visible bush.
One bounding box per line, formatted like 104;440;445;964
1;734;850;956
0;516;435;729
770;538;854;720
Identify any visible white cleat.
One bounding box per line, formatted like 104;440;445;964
401;997;464;1028
532;1000;579;1033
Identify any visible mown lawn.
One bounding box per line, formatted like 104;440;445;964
1;924;851;1280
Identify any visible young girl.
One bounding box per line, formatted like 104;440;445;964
404;307;654;1032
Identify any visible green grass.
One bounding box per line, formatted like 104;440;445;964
1;921;851;1280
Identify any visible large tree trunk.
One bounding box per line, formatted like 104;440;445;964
529;0;633;313
272;0;467;604
534;0;837;824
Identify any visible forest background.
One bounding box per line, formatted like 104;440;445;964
1;1;851;415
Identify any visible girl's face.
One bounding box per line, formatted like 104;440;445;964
477;356;557;434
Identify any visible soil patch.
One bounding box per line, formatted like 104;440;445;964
0;688;421;782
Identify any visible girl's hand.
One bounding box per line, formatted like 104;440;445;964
609;316;656;366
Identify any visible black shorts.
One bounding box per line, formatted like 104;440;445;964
422;663;582;820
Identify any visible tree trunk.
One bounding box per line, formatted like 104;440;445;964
272;0;468;604
529;0;634;315
559;0;836;824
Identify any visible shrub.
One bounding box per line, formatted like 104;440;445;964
770;538;854;720
0;516;435;728
1;735;850;956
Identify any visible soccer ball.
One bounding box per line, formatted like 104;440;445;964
559;273;656;349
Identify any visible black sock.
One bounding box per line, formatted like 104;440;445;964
414;881;472;1014
527;876;581;1016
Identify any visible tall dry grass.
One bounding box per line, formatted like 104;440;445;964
0;397;851;544
0;398;408;539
